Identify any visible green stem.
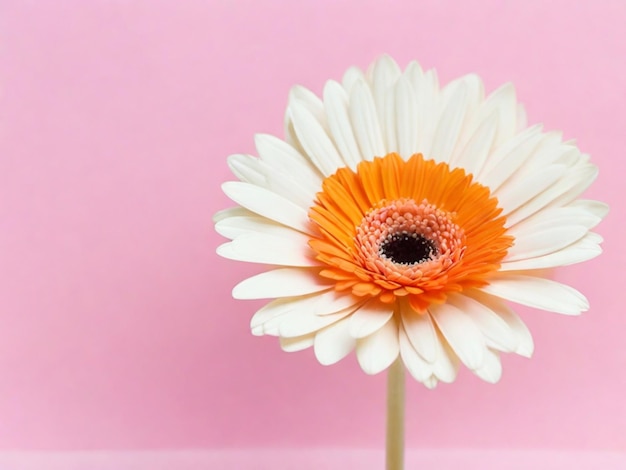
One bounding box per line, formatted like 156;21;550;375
386;357;405;470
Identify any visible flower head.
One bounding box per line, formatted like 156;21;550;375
215;56;606;387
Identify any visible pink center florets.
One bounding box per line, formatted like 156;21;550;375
354;198;466;283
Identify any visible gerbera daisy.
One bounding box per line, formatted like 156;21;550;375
214;55;606;388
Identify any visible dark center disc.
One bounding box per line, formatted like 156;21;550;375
380;232;438;265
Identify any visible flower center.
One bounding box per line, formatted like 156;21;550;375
308;153;513;311
353;198;465;284
380;233;437;265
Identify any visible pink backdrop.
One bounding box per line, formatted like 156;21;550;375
0;0;624;456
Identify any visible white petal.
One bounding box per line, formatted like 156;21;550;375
522;135;575;169
289;99;345;176
447;293;517;353
500;232;603;271
348;300;394;338
472;349;502;384
215;214;299;240
356;316;399;375
255;159;317;210
431;329;459;383
409;68;439;155
250;296;301;336
324;80;361;169
382;87;397;154
314;317;356;365
449;111;498;175
428;80;468;163
349;79;386;159
400;308;438;363
553;146;582;167
480;131;545;192
568;200;609;222
481;274;588;315
467;290;534;357
442;74;484;123
283;85;332;157
504;204;604;268
480;83;518;146
403;60;423;83
369;55;401;153
309;289;366;316
498;316;533;358
442;74;488;154
496;164;567;216
342;66;366;93
284;116;305;156
212;206;254;225
430;303;486;370
233;268;329;300
227;154;265;186
280;334;315;352
279;307;353;338
504;164;598;227
288;85;328;129
505;224;588;262
254;134;322;193
250;290;362;334
547;162;599;206
367;54;401;86
423;376;438;389
399;324;433;382
221;181;311;233
402;62;425;151
394;76;418;158
508;205;604;234
217;232;318;267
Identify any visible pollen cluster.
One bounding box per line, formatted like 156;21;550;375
355;198;465;284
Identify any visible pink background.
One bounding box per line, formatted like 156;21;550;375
0;0;624;458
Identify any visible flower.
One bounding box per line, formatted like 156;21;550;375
214;56;606;388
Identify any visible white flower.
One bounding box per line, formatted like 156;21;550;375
214;55;607;388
